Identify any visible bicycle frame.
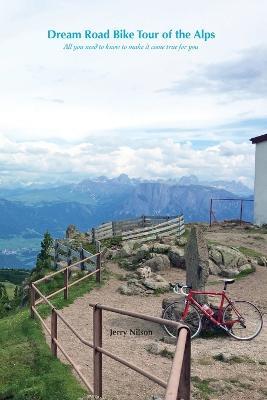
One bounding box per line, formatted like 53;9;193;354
182;289;242;331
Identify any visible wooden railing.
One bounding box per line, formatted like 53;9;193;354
87;215;185;243
29;252;191;399
49;240;101;271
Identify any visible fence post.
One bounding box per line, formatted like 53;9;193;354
209;199;213;227
93;305;103;397
92;227;96;244
112;221;115;237
54;240;59;269
177;330;191;400
30;283;35;319
240;200;243;225
96;253;101;283
96;240;101;253
79;246;85;271
142;215;145;227
51;309;58;357
64;267;69;300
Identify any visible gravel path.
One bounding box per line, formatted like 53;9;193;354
44;261;267;400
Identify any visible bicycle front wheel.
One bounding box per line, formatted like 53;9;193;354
162;302;202;339
223;300;263;340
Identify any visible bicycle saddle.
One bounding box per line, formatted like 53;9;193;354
222;279;235;284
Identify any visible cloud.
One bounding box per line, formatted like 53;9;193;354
0;135;255;188
35;97;65;104
162;48;267;100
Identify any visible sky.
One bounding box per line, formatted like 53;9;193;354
0;0;267;188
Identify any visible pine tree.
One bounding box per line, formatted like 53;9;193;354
36;231;53;271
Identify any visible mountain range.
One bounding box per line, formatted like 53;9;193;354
0;174;254;238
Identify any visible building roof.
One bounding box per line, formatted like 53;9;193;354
250;134;267;144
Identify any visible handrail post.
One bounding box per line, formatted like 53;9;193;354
177;329;191;400
93;304;102;397
79;246;85;271
96;253;101;284
64;267;69;300
30;283;35;319
51;308;58;357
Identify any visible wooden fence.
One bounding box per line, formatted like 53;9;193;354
87;215;185;243
29;252;191;399
49;240;101;271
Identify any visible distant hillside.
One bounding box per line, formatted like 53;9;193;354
0;180;253;238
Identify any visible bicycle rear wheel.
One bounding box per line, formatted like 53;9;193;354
162;302;202;339
223;300;263;340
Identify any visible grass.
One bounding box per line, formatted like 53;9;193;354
244;226;267;234
159;348;174;359
213;353;255;364
36;269;110;319
237;246;265;259
191;376;215;400
0;266;111;399
0;281;16;299
0;310;86;400
100;236;122;248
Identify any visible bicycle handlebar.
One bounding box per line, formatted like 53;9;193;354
169;282;192;296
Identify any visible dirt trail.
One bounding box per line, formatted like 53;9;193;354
44;262;267;400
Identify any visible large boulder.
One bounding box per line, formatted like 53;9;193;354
212;245;247;268
143;255;171;272
66;224;78;239
209;248;223;265
133;244;150;262
136;266;152;279
168;246;185;269
118;242;134;258
118;284;145;295
209;259;221;275
151;243;171;254
258;256;267;267
143;275;169;291
208;244;254;277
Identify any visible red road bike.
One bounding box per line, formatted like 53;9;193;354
162;279;263;340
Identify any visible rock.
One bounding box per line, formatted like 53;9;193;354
111;249;120;259
208;259;221;275
185;227;209;303
118;285;134;295
258;256;267;266
219;268;239;278
151;243;171;254
168;246;185;269
250;258;258;270
239;263;253;273
133;244;150;262
118;283;145;295
144;342;162;355
209;248;223;265
66;224;78;239
118;243;134;258
136;266;152;279
143;276;169;291
215;245;247;268
144;342;175;359
160;336;177;345
104;248;117;260
176;236;188;246
143;255;171;272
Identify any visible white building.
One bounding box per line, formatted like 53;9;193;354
250;134;267;226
